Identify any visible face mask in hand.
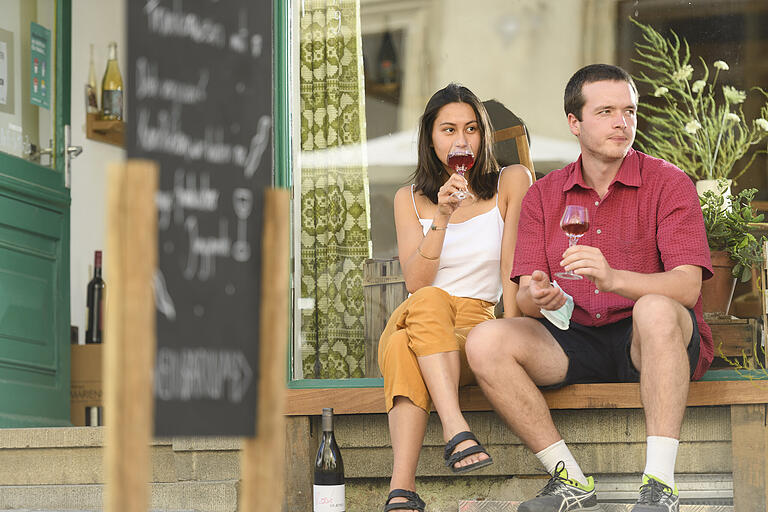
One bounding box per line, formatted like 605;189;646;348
540;280;573;330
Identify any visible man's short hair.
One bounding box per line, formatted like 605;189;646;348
564;64;638;121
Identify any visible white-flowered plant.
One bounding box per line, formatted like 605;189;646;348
631;18;768;181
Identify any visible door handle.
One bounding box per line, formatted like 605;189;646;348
64;125;82;189
67;145;83;158
26;141;54;163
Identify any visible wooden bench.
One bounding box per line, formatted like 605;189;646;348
285;377;768;415
285;373;768;509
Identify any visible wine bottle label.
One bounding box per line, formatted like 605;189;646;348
102;90;123;119
313;484;345;511
85;85;98;114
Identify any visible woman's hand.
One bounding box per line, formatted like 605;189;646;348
436;172;466;217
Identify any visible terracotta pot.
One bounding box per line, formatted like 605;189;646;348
701;250;737;314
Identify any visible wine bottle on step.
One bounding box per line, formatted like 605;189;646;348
85;250;105;344
313;408;345;511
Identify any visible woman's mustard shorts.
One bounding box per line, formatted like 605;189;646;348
377;286;495;413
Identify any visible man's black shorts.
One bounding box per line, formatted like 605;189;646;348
537;309;700;388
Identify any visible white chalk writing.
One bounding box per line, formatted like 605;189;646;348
244;116;272;178
155;347;253;403
137;107;255;168
174;169;220;224
154;270;177;321
183;216;230;281
231;188;252;262
144;0;226;48
135;57;209;104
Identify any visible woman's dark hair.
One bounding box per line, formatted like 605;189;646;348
564;64;638;121
413;83;499;203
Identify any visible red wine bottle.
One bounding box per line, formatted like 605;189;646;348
313;408;345;511
85;251;105;344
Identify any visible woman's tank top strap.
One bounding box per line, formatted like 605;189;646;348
496;167;505;206
410;184;422;221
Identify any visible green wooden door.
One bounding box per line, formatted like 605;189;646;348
0;0;71;427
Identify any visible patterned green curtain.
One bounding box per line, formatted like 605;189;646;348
300;0;371;379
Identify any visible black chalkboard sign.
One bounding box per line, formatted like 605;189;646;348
126;0;272;436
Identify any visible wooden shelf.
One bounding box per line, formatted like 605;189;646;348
86;113;124;147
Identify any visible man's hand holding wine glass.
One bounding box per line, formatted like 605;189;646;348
559;245;616;292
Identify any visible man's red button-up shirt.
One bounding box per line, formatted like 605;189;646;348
512;149;713;379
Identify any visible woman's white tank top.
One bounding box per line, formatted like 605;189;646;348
411;177;504;303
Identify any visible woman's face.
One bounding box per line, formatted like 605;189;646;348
430;101;482;174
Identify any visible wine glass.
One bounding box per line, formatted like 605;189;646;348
447;141;475;200
554;205;589;280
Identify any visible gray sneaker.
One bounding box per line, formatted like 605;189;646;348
519;461;602;512
631;474;679;512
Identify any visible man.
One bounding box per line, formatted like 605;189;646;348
465;64;713;512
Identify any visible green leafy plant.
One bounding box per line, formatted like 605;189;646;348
630;17;768;181
718;339;768;381
700;179;765;282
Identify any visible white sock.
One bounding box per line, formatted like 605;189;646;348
535;439;588;487
643;436;679;489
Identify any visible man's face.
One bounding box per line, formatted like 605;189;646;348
568;80;637;163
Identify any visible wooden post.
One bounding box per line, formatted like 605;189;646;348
239;189;291;511
283;416;315;511
762;241;767;354
103;160;158;512
731;404;768;510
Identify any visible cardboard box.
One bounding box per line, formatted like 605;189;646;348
71;344;103;426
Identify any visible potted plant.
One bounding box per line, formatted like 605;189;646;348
629;18;768;197
699;179;765;313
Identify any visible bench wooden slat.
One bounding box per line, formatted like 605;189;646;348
285;380;768;416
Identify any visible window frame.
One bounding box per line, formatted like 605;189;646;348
276;0;385;391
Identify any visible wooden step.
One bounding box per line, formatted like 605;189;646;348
459;503;733;512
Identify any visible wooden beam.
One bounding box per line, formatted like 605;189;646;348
284;380;768;416
104;160;158;512
731;404;768;510
239;189;291;511
283;416;315;512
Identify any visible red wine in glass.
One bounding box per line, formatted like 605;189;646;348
447;153;475;171
555;205;589;280
447;142;475;200
562;221;589;236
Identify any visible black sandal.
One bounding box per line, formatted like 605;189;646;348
443;431;494;474
384;489;426;511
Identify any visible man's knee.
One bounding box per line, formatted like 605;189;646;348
465;319;504;371
632;294;690;350
466;318;531;372
633;294;684;328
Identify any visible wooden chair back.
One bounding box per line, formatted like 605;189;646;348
493;124;535;182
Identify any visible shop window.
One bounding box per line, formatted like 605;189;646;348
288;0;767;385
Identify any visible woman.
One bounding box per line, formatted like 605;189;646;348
379;84;532;511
